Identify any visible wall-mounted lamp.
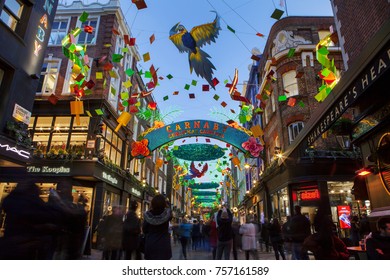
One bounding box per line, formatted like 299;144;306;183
355;165;378;176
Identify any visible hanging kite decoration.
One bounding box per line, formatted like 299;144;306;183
169;11;221;89
183;161;208;179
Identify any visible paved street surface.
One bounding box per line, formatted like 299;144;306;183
83;239;283;260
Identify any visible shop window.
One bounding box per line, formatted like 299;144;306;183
77;18;98;45
49;18;69;45
0;63;13;97
288;121;304;144
69;133;87;155
72;186;93;224
103;190;120;215
72;116;89;131
282;70;299;97
50;116;71;150
0;0;30;36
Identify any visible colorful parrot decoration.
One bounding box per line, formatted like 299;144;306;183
183;161;208;179
169;11;221;89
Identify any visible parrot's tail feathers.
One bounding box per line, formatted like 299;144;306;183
189;48;216;89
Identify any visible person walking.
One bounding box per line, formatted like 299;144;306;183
282;216;292;258
216;207;233;260
142;194;172;260
191;219;201;250
179;218;192;259
100;205;124;260
123;201;142;260
231;217;241;260
268;218;286;260
208;215;218;259
260;218;270;252
0;181;66;260
239;217;258;260
290;205;311;260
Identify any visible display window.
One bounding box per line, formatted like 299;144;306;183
30;116;89;157
270;188;290;222
102;190;120;216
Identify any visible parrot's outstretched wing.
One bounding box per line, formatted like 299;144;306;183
169;23;187;53
190;11;221;48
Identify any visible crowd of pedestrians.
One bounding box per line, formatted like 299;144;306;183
1;184;389;260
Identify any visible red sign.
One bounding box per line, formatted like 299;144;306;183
300;189;320;200
337;205;351;229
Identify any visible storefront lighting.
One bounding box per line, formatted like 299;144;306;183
244;163;251;169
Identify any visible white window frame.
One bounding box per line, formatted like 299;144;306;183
108;68;120;109
0;0;23;31
37;56;61;96
132;118;139;141
62;58;93;96
318;30;335;47
271;94;276;113
49;17;70;45
76;16;100;45
282;70;299;98
288;121;304;144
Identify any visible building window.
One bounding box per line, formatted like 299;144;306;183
77;18;98;45
282;70;299;97
288;121;304;144
49;19;69;45
108;68;120;109
98;126;123;166
271;94;276;113
37;57;61;95
318;30;335;46
31;116;89;157
0;0;24;31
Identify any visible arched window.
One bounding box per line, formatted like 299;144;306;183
282;70;299;97
288;121;304;144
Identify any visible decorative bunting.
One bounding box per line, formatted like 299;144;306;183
227;25;235;33
79;11;89;23
143;52;150;62
271;8;284;20
149;34;155;44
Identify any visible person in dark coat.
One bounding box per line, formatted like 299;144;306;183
268;218;286;260
366;217;390;260
260;218;270;252
0;181;66;260
191;220;201;250
100;206;124;260
359;213;371;237
303;215;349;260
216;207;233;260
290;205;311;260
142;194;172;260
123;201;141;260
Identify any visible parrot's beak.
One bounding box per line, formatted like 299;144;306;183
169;22;181;36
